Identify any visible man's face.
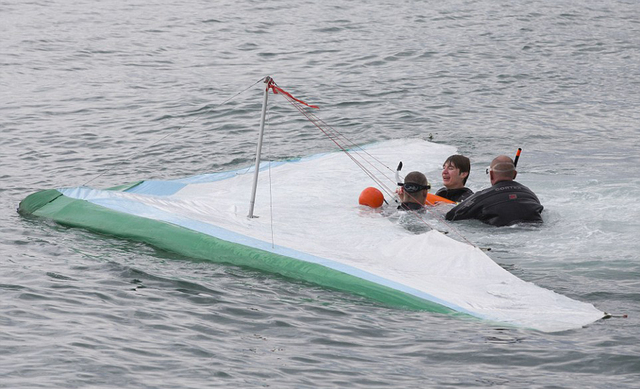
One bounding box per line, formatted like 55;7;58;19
442;163;467;189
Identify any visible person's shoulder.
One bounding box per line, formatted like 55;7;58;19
460;187;474;196
512;180;542;200
468;185;493;197
511;180;531;188
492;180;525;191
453;185;495;207
505;180;537;193
436;187;474;202
451;187;472;202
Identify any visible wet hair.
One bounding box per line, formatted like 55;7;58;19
402;171;429;204
443;155;471;185
404;171;429;187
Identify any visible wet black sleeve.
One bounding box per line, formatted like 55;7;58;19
444;191;484;221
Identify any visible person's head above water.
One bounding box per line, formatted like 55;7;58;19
442;155;471;189
399;171;430;205
488;155;517;185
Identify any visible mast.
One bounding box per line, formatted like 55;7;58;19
248;76;272;218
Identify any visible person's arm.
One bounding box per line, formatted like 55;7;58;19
445;192;482;221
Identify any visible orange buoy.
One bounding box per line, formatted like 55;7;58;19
425;193;455;206
359;187;384;208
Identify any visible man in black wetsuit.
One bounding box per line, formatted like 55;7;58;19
397;171;430;212
435;154;474;202
445;155;543;226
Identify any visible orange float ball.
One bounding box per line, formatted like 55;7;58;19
359;187;384;208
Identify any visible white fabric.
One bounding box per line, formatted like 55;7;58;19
63;139;603;332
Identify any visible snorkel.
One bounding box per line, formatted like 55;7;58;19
514;148;522;168
395;161;404;186
394;161;403;203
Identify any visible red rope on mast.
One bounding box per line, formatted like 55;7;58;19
267;79;319;109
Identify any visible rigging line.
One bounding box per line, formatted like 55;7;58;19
300;111;394;192
276;91;477;247
277;98;384;179
288;101;398;175
299;110;394;180
269;80;397;179
286;101;440;227
308;112;397;175
267;108;276;249
282;97;397;197
283;98;409;197
280;98;400;201
281;96;397;187
266;82;471;245
82;77;268;187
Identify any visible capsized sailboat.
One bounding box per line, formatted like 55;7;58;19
19;78;605;332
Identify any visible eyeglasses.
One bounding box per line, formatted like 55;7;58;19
399;182;430;193
486;163;515;174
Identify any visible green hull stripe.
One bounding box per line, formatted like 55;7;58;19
19;190;458;314
17;189;63;215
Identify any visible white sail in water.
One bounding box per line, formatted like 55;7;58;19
22;138;604;333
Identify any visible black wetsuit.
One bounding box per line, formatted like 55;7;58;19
398;202;425;212
435;187;474;203
445;180;543;226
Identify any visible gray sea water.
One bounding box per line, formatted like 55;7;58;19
2;0;640;387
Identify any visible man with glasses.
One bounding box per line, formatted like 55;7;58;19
444;155;543;226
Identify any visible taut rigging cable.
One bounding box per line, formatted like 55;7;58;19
266;78;477;247
79;76;476;247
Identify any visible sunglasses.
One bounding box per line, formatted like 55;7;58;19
399;182;430;193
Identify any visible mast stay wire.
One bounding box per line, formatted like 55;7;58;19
267;81;398;196
284;95;446;234
82;77;269;188
79;74;476;248
266;107;276;249
276;90;438;223
278;94;398;199
271;81;478;247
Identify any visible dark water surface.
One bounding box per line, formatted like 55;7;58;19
2;0;640;387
